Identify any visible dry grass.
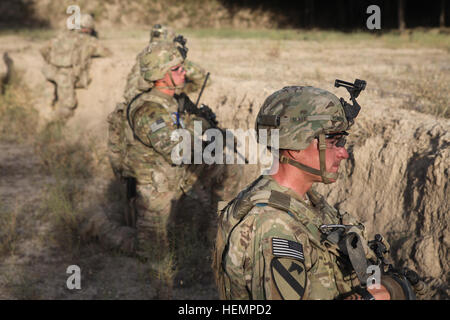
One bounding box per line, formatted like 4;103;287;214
1;267;41;300
0;203;19;257
369;63;450;118
0;73;39;143
0;73;94;256
266;41;282;59
34;121;95;179
400;67;449;118
42;180;86;254
31;121;96;254
29;0;273;29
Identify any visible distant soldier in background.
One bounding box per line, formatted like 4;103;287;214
1;52;14;94
100;39;223;298
123;24;209;104
40;14;111;120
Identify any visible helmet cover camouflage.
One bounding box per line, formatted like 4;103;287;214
256;86;349;150
150;24;176;43
139;42;186;82
80;14;95;30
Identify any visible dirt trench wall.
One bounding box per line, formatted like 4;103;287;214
313;106;449;298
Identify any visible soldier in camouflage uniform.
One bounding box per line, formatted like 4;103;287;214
106;40;222;280
212;84;412;300
40;14;111;120
123;24;209;104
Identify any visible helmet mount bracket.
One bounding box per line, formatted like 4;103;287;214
335;79;366;126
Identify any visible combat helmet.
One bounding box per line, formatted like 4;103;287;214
150;24;177;43
80;14;95;30
139;41;187;84
256;79;366;183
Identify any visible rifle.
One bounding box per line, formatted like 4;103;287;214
176;73;249;164
320;224;427;300
368;234;428;300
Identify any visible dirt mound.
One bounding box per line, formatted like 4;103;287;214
314;106;449;299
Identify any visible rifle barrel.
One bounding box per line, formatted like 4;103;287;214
195;72;210;107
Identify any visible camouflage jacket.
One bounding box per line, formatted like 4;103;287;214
110;88;210;188
123;45;209;104
40;30;111;87
213;175;376;300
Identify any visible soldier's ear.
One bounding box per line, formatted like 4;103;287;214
280;149;291;158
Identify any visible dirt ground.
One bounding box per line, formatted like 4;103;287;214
0;29;448;299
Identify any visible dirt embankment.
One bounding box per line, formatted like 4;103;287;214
315;106;449;299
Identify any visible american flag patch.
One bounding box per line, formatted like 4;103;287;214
272;238;305;261
150;118;166;133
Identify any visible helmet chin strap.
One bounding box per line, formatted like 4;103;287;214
279;134;338;184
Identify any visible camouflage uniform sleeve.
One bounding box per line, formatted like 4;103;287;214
226;206;312;300
132;101;201;164
183;59;210;93
132;102;176;162
254;207;311;300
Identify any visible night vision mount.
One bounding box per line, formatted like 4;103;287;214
173;35;187;47
173;35;188;59
335;79;366;126
152;24;163;37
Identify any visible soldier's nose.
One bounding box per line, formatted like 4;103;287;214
338;147;349;160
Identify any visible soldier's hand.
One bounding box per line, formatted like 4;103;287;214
367;284;391;300
344;284;391;300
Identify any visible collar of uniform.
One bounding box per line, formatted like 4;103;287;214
264;175;312;206
260;175;325;233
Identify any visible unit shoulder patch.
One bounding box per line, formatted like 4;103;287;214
271;257;307;300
